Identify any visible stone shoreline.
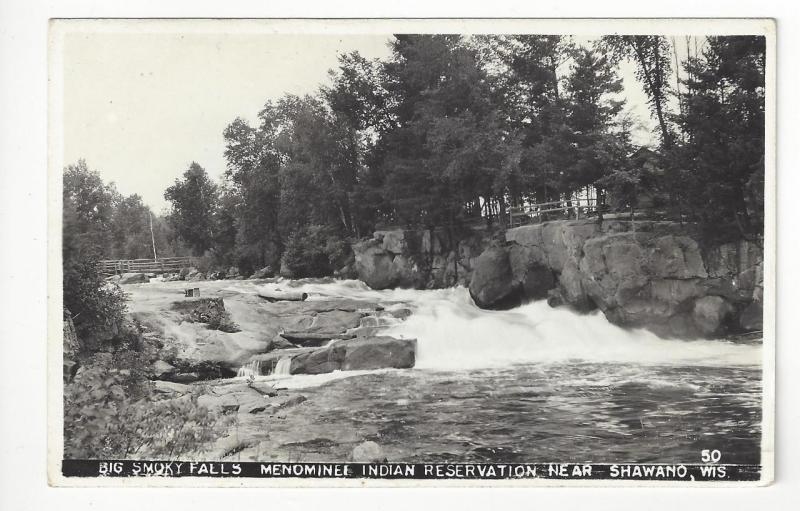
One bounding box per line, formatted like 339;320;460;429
353;219;763;339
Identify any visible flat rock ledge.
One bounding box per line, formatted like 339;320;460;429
243;336;417;376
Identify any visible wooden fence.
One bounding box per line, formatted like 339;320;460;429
97;256;197;276
508;198;602;228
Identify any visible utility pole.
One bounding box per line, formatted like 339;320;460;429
149;211;158;261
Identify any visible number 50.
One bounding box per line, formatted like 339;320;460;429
701;449;722;463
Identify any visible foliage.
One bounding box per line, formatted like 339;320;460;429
599;35;674;147
164;162;219;255
62;257;128;343
280;224;351;278
63;352;226;459
172;298;240;333
63;160;182;261
671;36;766;241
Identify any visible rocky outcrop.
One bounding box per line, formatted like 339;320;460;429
353;228;490;290
250;266;273;279
243;336;417;376
118;272;148;285
469;247;522;309
469;219;763;339
171;297;240;333
291;336;417;374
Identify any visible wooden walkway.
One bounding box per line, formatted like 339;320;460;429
97;256;197;276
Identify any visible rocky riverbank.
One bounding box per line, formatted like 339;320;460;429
353;219;763;339
64;278;419;460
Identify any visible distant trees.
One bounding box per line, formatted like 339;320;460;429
65;34;766;287
163;162;219;255
63;160;178;340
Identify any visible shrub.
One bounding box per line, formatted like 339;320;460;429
280;224;351;278
63;351;226;459
63;257;128;343
171;298;240;332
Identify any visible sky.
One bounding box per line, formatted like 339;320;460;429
61;30;659;213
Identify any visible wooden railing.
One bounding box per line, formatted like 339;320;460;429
97;256;197;276
508;198;601;228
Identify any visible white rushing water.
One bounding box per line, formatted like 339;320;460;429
274;356;293;376
227;279;761;371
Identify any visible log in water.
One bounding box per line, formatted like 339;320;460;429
257;289;309;302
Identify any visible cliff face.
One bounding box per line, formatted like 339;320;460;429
479;219;763;339
353;219;764;340
352;227;491;289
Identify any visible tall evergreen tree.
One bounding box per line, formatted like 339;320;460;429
675;35;766;241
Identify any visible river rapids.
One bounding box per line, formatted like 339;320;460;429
222;279;762;464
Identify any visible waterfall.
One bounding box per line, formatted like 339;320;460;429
237;359;262;378
274;356;292;376
228;280;760;374
237;357;293;378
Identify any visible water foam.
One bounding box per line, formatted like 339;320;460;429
227;279;761;371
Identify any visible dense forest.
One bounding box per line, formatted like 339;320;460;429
64;34;766;289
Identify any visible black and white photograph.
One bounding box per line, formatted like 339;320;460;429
46;18;774;486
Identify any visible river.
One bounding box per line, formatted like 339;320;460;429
215;279;763;463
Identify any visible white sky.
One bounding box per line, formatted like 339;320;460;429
62;31;659;212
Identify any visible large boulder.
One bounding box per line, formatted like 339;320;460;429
353;239;400;289
692;296;735;337
152;360;176;379
288;336;416;375
118;272;148;285
739;301;763;332
469;246;521;309
341;337;416;371
352;238;426;289
352;441;385;462
186;270;205;281
290;345;346;374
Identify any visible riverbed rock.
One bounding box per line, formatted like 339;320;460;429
267;334;297;351
288;336;417;375
692;296;734;337
270;394;307;411
119;272;148;285
290;346;346;374
152;360;176;379
341;337;417;371
171;372;200;383
187;270;206;282
352;441;385;462
739;301;764;331
250;266;273;279
469;246;521;309
152;380;191;395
